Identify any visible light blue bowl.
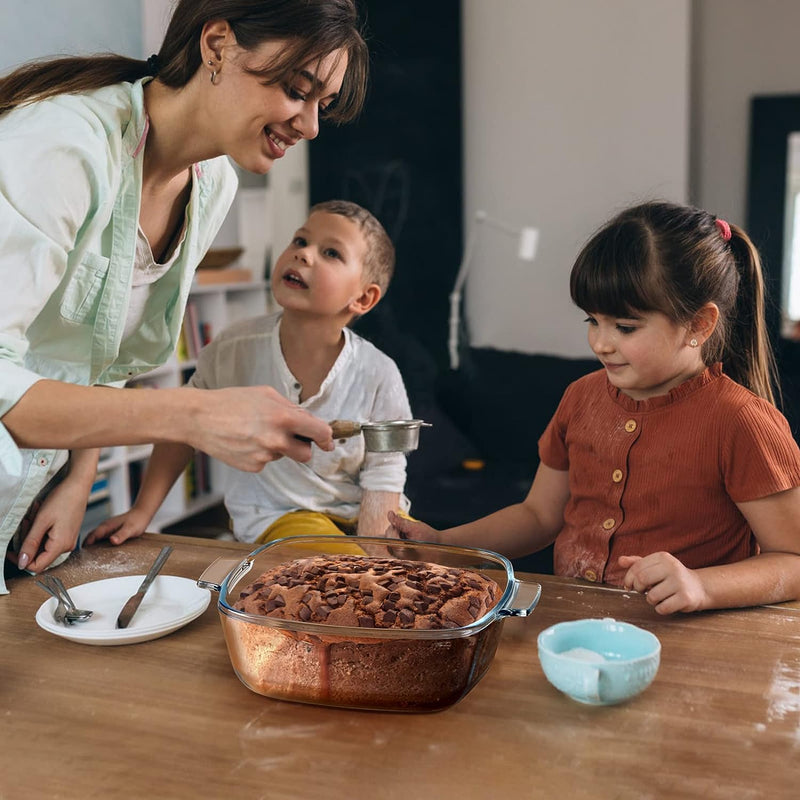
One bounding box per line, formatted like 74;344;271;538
537;618;661;705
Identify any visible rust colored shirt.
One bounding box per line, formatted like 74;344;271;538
538;364;800;586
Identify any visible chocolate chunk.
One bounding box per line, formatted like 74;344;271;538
399;609;415;625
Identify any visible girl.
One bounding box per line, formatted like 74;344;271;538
0;0;368;584
389;201;800;615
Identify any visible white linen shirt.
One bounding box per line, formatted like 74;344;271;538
188;312;412;543
0;79;238;593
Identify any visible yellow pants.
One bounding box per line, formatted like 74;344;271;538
255;510;366;555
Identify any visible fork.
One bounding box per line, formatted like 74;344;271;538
36;576;93;623
35;579;70;624
46;576;93;620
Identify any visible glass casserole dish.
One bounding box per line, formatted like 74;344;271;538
198;536;542;712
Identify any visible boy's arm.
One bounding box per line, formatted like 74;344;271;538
388;463;570;557
85;442;194;545
357;490;402;537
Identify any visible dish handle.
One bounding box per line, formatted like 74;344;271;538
197;556;253;593
498;578;542;618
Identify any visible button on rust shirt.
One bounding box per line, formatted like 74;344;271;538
538;364;800;586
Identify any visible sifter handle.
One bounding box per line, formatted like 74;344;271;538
330;420;362;439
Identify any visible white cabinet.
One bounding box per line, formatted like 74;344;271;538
85;280;268;535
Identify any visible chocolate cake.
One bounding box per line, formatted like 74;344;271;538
224;554;503;710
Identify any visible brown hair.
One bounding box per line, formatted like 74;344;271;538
309;200;396;296
570;200;778;405
0;0;368;122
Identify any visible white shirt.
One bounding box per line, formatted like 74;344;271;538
122;227;182;341
188;312;412;542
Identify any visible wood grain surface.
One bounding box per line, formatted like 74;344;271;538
1;534;798;800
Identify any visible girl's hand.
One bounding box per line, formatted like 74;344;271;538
619;552;709;614
12;476;88;573
385;510;441;543
84;506;152;546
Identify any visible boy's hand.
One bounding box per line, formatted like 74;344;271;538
619;552;709;614
385;510;440;543
85;506;152;546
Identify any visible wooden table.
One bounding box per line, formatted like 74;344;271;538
1;534;799;800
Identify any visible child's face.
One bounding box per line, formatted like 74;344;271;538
271;211;371;317
583;310;704;401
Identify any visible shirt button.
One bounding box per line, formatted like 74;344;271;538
625;419;637;432
584;569;598;582
612;469;623;483
294;382;301;390
38;457;49;467
602;518;616;530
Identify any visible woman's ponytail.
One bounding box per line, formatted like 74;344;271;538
0;54;155;115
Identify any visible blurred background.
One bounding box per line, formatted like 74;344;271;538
4;1;800;559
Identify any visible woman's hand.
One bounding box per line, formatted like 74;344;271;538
619;552;709;614
385;510;441;543
84;506;153;547
10;475;89;573
190;386;334;471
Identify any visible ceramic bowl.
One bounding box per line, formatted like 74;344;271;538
537;617;660;705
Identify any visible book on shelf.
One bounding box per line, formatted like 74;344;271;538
183;301;203;359
176;326;189;362
88;471;110;504
77;496;112;547
194;267;253;286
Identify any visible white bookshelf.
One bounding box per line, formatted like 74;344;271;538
88;280;268;534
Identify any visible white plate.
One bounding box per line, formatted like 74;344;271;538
35;575;211;646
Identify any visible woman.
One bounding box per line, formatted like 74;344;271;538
0;0;369;586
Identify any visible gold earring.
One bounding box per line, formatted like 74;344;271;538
689;338;698;348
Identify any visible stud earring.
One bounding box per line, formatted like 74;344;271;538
689;338;698;348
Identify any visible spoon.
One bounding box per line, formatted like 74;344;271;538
48;576;94;622
37;576;93;623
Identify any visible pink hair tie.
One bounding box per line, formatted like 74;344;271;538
715;218;732;242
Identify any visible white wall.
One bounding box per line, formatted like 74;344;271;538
461;0;690;359
691;0;800;225
0;0;141;72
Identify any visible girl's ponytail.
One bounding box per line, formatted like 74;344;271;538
724;223;779;406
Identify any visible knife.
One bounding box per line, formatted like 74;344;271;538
116;545;174;629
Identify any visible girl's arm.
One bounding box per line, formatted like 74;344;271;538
621;485;800;613
3;380;333;470
85;442;194;546
388;462;570;558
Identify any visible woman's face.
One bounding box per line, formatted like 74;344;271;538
210;40;348;174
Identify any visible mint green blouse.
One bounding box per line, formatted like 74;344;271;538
0;79;238;593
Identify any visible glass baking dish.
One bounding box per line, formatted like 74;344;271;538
198;535;541;712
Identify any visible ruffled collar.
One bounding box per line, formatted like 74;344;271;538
606;362;723;412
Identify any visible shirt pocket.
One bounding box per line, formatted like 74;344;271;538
59;252;109;323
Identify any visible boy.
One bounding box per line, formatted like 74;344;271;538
88;200;410;548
